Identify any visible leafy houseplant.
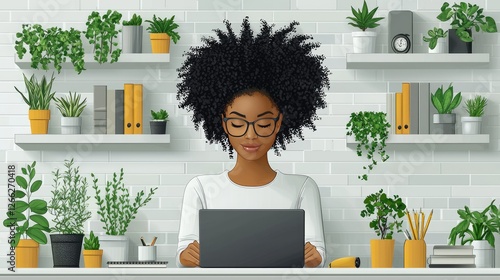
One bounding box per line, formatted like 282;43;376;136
431;84;462;134
150;109;169;134
346;111;390;181
15;24;85;74
54;92;87;134
84;10;123;63
123;13;142;26
122;13;143;53
14;73;56;134
346;0;384;53
145;14;180;53
3;161;50;268
462;94;487;135
423;27;448;52
83;230;103;268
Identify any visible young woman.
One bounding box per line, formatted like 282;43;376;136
175;17;330;268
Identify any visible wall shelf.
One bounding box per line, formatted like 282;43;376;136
14;53;170;70
346;53;490;69
347;134;489;144
15;134;170;150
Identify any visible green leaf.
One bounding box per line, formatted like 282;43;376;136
26;227;47;244
15;201;29;212
30;199;47;214
14;190;26;199
16;176;28;189
30;214;49;228
30;179;42;192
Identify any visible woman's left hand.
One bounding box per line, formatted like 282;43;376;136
304;242;322;267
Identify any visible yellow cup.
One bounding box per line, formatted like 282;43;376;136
404;240;426;268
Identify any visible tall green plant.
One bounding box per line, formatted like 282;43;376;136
54;92;87;117
346;0;384;31
464;95;487;117
15;24;86;74
346;111;390;181
91;168;158;235
3;161;50;247
14;73;56;110
48;159;91;234
431;84;462;114
145;15;181;43
84;10;123;64
361;189;407;239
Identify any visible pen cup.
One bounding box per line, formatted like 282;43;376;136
138;246;157;261
403;240;426;268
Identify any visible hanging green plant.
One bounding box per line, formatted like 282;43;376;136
346;111;390;181
84;10;123;64
15;24;85;74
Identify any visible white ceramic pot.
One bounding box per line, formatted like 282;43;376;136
99;235;129;265
61;117;82;134
352;31;377;53
428;40;447;53
461;116;482;134
472;240;495;268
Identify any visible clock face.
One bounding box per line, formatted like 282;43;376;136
392;34;411;53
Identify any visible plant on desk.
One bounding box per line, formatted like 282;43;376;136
83;230;103;268
360;189;406;268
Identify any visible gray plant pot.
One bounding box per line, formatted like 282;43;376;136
122;25;143;53
433;113;456;134
150;120;167;134
50;234;84;267
61;117;82;134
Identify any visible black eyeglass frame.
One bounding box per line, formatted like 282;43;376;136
223;114;281;137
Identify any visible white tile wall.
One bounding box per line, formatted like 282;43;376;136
2;0;500;269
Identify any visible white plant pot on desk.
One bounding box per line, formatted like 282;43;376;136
472;240;495;268
99;235;129;265
352;31;377;53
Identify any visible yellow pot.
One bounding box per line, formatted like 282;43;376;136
370;239;395;268
28;109;50;134
16;239;39;268
83;249;103;268
150;33;170;53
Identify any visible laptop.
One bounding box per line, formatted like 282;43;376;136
199;209;305;268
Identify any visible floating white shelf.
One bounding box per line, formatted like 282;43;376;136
346;53;490;69
15;134;171;150
346;134;490;144
14;53;170;70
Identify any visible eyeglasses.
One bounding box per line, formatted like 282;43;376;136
223;115;280;137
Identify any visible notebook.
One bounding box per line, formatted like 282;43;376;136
199;209;305;268
107;261;168;268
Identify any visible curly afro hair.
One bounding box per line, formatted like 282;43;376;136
176;17;330;158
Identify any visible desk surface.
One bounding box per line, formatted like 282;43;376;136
3;268;500;280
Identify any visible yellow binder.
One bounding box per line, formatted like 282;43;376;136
396;92;403;134
402;83;410;134
124;83;134;134
133;84;143;134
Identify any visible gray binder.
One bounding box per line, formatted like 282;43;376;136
410;83;419;134
418;83;430;134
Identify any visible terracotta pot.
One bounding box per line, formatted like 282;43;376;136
370;239;395;268
16;239;40;268
83;249;103;268
28;110;50;134
150;33;170;53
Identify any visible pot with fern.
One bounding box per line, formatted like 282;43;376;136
346;0;384;53
54;91;87;134
83;231;103;268
461;94;487;134
431;84;462;134
122;13;143;53
14;73;56;134
91;168;157;264
145;14;180;53
48;159;91;267
150;109;169;134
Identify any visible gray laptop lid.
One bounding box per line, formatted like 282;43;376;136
199;209;305;268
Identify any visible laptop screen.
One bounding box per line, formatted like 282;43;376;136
199;209;305;268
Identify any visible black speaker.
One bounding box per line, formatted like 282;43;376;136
388;11;413;53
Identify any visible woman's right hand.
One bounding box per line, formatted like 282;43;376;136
179;240;200;267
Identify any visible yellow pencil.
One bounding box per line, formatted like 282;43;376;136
414;210;419;240
422;209;433;239
420;210;425;240
406;209;417;240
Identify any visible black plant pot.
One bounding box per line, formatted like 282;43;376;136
50;234;84;267
448;29;472;53
150;120;167;134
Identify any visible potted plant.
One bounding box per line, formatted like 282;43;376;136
150;109;169;134
48;158;92;267
437;2;497;53
423;27;448;53
448;200;500;268
84;10;123;63
461;94;487;135
15;23;85;74
83;230;103;268
54;91;87;134
3;161;50;268
361;189;407;268
145;14;180;53
346;0;384;53
345;111;390;181
122;13;143;53
14;73;56;134
431;84;462;134
91;168;157;264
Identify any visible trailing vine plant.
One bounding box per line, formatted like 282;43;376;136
84;10;123;64
346;111;390;181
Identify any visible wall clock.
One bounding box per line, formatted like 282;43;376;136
391;34;411;53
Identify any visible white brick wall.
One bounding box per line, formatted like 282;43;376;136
2;0;500;269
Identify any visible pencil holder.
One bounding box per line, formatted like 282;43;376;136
138;246;157;261
403;240;426;268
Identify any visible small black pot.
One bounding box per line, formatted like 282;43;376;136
448;29;472;53
50;234;84;267
150;120;167;134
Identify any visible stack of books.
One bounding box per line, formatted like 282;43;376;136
428;245;476;268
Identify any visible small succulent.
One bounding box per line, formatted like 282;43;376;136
83;230;100;250
346;0;384;31
151;109;169;120
464;95;487;117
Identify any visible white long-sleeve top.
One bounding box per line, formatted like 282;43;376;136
176;169;326;268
